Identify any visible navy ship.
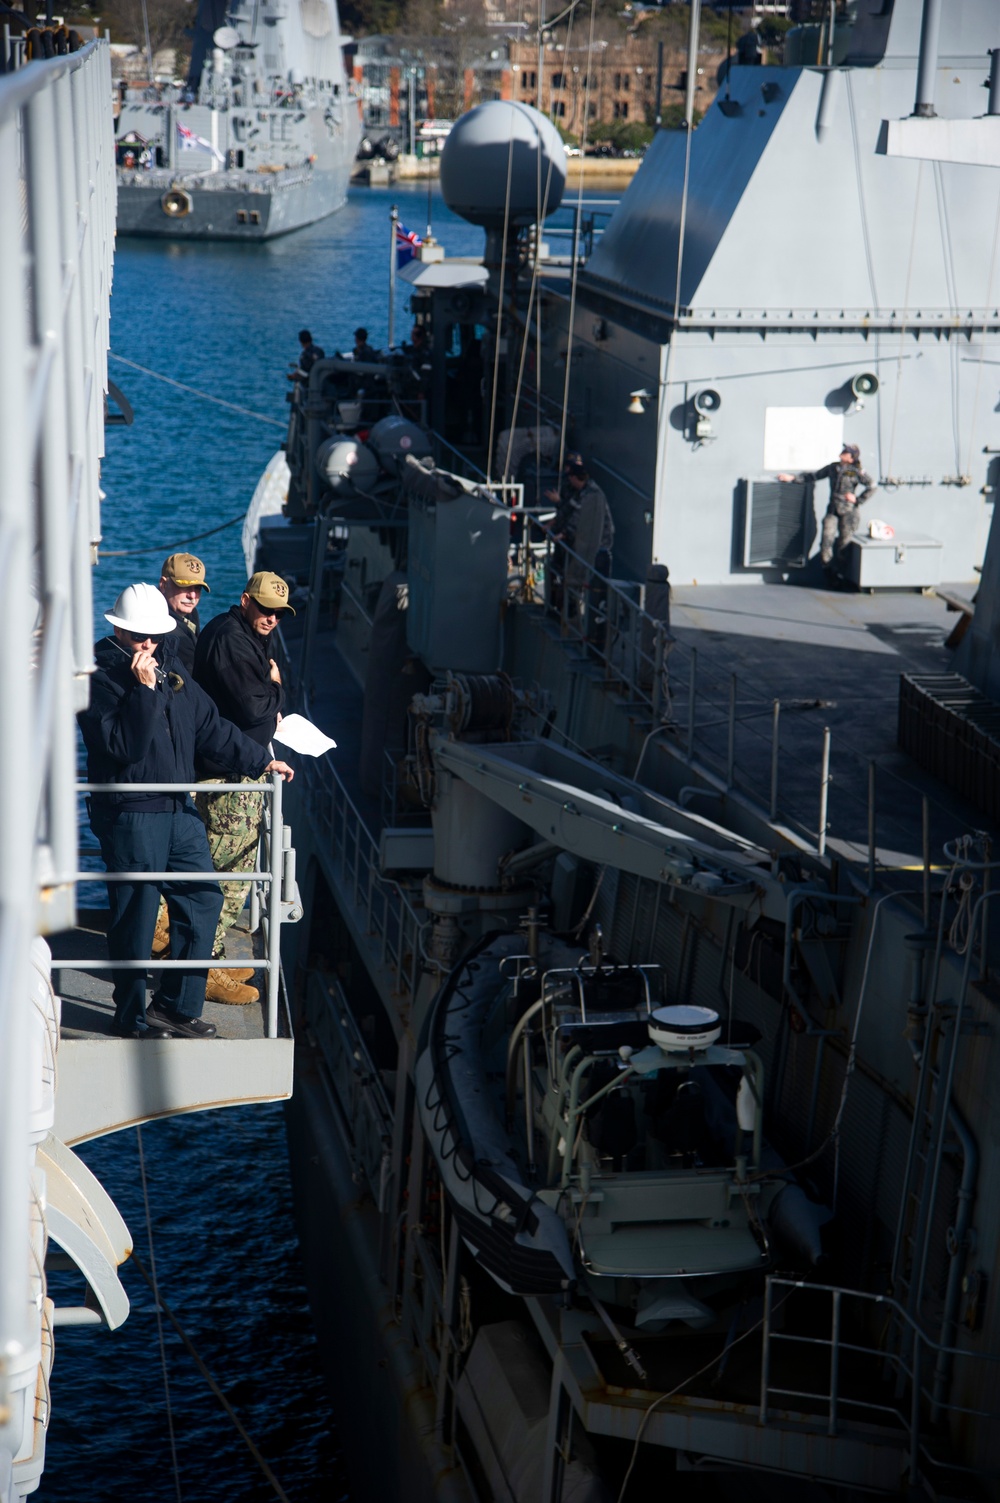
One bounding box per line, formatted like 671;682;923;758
115;0;359;239
241;2;1000;1497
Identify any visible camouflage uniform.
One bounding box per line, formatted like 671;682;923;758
194;776;264;957
812;460;877;566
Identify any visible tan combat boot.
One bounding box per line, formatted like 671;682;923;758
151;907;170;957
205;968;259;1005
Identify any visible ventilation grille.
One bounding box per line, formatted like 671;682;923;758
743;479;813;569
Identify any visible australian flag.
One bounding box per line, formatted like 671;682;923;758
396;222;422;269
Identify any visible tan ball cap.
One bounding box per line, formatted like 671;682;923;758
245;571;295;615
161;553;211;592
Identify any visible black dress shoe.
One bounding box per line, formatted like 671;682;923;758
116;1022;174;1040
145;1002;217;1039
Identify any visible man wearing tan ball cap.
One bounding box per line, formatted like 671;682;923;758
158;552;210;673
191;571;296;1004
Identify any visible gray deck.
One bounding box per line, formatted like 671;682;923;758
51;908;283;1042
665;577;985;870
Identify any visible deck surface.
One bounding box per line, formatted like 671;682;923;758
51;908;281;1042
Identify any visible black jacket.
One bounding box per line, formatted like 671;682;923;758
167;604;200;673
79;634;270;813
193;604;283;747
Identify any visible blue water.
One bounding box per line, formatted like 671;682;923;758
47;182;613;1500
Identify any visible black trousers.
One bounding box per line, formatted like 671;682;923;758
91;801;223;1032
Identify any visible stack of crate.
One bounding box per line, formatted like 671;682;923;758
899;672;1000;818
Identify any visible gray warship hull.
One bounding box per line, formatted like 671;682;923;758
241;2;1000;1498
116;163;352;240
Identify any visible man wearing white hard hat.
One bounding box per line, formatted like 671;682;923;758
78;582;295;1039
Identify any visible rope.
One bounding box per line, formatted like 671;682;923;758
615;1290;792;1502
98;513;245;558
136;1125;183;1503
108;353;287;428
129;1249;294;1503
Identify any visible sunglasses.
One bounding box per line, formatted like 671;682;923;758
124;631;165;645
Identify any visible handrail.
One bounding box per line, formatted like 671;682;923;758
761;1276;1000;1487
71;774;296;1039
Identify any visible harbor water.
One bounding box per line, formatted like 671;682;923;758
44;185;610;1501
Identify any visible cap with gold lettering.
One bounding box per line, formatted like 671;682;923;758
161;553;211;593
244;571;295;616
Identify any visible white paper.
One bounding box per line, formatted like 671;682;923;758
272;713;337;757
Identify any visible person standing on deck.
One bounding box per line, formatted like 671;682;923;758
158;552;209;673
289;328;324;383
546;454;614;610
352;327;378;364
79;582;294;1039
193;572;295;998
777;444;877;580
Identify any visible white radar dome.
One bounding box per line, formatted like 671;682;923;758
440;102;566;229
315;437;380;495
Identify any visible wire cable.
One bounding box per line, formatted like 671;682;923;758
98;512;245;558
129;1249;293;1503
136;1125;183;1503
109;353;287;428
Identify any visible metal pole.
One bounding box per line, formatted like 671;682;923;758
914;0;943;117
922;796;930;928
267;773;282;1039
652;622;665;721
824;0;835;67
828;1287;841;1436
770;700;780;821
654;39;663;128
683;0;701;129
388;203;398;347
818;726;831;857
868;760;876;889
726;673;736;787
759;1278;773;1425
989;50;1000;116
687;647;697;761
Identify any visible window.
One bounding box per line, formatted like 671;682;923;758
613;100;628;119
588;101;596;118
552;99;566;117
521;69;536;88
614;72;629;92
551;71;565;89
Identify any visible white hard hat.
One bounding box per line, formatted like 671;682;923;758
104;582;177;635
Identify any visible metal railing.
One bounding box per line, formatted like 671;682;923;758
761;1277;1000;1489
302;752;425;1004
65;777;298;1039
0;36;114;1467
515;529;983;871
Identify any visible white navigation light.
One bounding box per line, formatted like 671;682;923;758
648;1005;721;1053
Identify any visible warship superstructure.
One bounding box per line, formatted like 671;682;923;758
243;2;1000;1498
115;0;359;239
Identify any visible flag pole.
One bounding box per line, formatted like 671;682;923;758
389;203;398;347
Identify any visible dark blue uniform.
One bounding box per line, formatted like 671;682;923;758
79;634;270;1034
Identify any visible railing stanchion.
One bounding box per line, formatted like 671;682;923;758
652;623;665;721
267;773;282;1039
249;830;262;933
770;700;780;821
829;1288;841;1436
868;759;876;889
818;726;831;857
687;648;697;761
759;1277;773;1425
727;673;737;787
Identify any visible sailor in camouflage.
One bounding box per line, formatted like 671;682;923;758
193;571;295;987
778;444;877;576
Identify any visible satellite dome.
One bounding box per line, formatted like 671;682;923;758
315;437;380;495
440;102;566;229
